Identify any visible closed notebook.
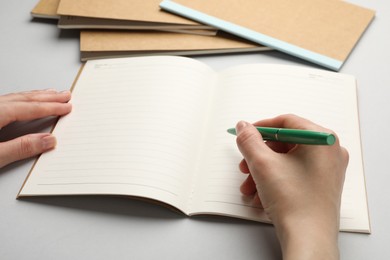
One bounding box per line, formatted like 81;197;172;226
58;16;217;36
31;0;60;19
160;0;375;71
57;0;215;31
80;31;271;61
31;0;216;35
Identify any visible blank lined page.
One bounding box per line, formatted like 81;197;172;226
19;56;215;212
190;64;370;233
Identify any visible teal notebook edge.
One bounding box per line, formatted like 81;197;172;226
160;0;343;71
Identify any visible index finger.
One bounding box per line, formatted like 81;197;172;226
0;101;72;127
0;90;71;103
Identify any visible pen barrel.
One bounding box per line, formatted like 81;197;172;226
227;127;336;145
260;128;335;145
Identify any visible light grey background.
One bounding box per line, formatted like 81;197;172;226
0;1;388;259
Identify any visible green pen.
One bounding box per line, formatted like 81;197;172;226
227;126;335;145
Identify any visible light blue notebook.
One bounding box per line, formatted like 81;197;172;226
160;0;375;71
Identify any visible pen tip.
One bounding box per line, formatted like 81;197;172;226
227;128;237;135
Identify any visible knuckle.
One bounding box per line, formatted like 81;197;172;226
249;156;264;170
280;113;298;120
252;152;273;170
3;105;16;124
18;136;36;159
21;92;36;102
341;147;349;164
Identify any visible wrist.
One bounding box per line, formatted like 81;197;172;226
273;212;340;260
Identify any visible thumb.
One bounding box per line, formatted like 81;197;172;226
235;121;269;163
0;133;56;168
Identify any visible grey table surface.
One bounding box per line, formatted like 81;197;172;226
0;1;389;259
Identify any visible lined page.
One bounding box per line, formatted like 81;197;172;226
190;64;370;232
20;56;215;212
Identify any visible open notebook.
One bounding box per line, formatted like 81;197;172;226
18;56;370;233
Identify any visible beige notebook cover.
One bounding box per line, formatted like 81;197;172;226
80;31;271;61
57;0;214;30
58;16;217;36
31;0;60;19
31;0;215;34
160;0;375;70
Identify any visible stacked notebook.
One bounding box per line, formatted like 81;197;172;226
32;0;375;67
31;0;270;60
160;0;375;71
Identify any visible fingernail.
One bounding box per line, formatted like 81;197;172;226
60;90;71;94
44;88;57;92
41;134;57;150
236;121;248;135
